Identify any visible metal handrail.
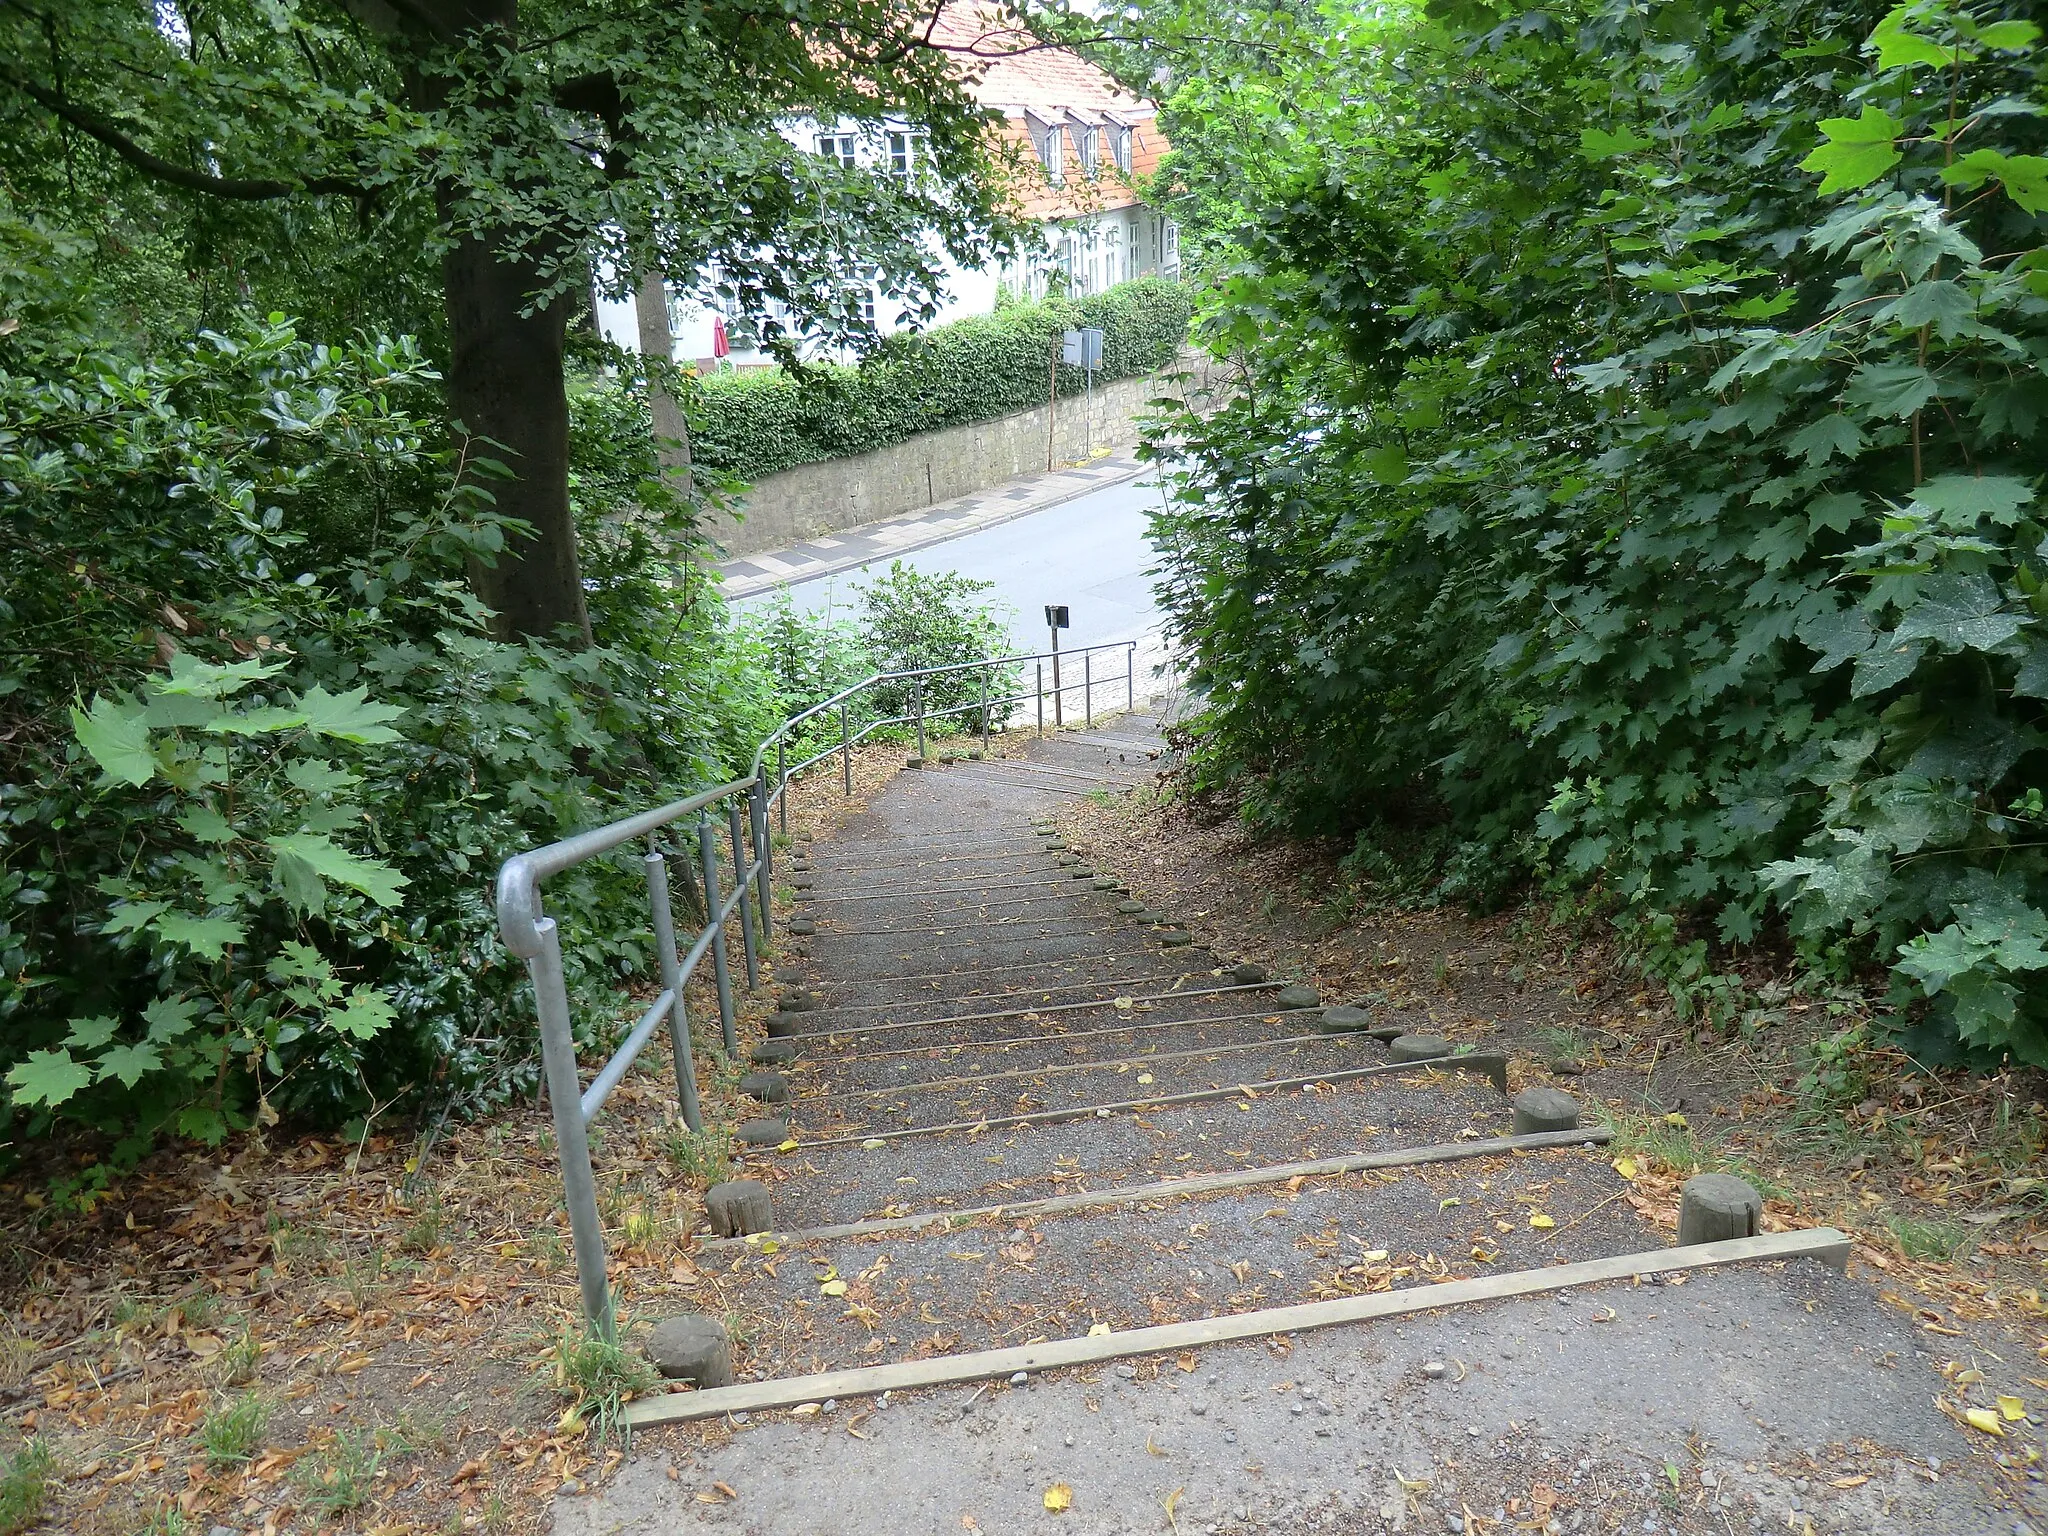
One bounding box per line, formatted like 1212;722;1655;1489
495;635;1141;1338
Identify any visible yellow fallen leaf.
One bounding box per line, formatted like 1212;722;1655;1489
1440;1198;1461;1211
1529;1213;1555;1230
1114;996;1134;1010
2000;1395;2027;1421
820;1279;848;1297
1957;1368;1987;1385
556;1408;585;1436
777;1138;800;1153
1965;1407;2005;1436
1663;1112;1688;1128
498;1241;521;1257
1044;1483;1073;1512
1613;1157;1639;1180
1137;1073;1154;1086
1087;1323;1112;1337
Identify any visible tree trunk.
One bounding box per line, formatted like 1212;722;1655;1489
634;271;694;498
445;230;592;646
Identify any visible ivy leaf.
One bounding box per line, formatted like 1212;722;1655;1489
157;653;286;698
1910;475;2035;528
1579;126;1652;161
1726;290;1797;321
64;1015;121;1051
70;696;156;786
1867;9;1950;71
6;1048;93;1108
1940;151;2048;216
1799;107;1904;194
178;1105;230;1145
294;685;406;744
327;987;397;1042
154;911;249;960
1784;414;1865;466
1876;280;1976;340
1892;573;2024;653
177;806;238;844
205;704;310;736
144;995;203;1042
1975;20;2041;52
95;1041;163;1089
1843;361;1940;419
1850;634;1925;697
266;832;409;907
2014;638;2048;699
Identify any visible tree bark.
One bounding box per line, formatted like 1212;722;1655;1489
634;271;695;499
444;226;593;647
416;0;592;647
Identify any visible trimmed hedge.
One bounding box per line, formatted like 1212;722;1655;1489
688;276;1192;482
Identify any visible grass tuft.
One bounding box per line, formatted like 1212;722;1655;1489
554;1325;658;1443
198;1392;266;1468
0;1438;53;1536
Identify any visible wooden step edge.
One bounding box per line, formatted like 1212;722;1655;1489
699;1126;1612;1251
626;1227;1852;1429
792;1051;1511;1150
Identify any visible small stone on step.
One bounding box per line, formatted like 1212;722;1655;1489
1389;1034;1452;1063
1317;1004;1373;1034
738;1070;789;1104
1423;1360;1447;1379
1231;963;1268;985
1274;984;1321;1009
646;1315;733;1387
735;1117;788;1146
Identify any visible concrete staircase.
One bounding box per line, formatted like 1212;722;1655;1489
564;716;2010;1536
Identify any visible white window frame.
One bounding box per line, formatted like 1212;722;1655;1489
1112;126;1133;174
817;132;857;169
887;129;924;177
1080;125;1100;175
1041;125;1063;185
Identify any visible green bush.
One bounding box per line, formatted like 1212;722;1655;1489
1146;0;2048;1064
689;276;1192;481
0;218;776;1174
740;563;1016;755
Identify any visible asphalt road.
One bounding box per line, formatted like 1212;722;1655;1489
737;472;1169;656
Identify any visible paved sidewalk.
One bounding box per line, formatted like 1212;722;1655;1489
716;449;1148;600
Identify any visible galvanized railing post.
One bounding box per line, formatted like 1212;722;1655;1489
645;839;702;1133
1127;641;1136;711
1036;661;1044;738
530;917;614;1337
914;674;927;760
980;666;990;755
840;702;851;795
1085;650;1093;728
697;812;738;1055
727;799;760;991
777;737;788;835
751;777;772;947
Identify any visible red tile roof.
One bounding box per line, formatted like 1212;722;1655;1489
924;3;1168;220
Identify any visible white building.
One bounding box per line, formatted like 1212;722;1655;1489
595;2;1178;368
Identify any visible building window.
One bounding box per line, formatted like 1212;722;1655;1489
1164;221;1179;268
887;130;924;177
1040;125;1063;185
1079;126;1100;175
1112;126;1133;174
817;133;857;168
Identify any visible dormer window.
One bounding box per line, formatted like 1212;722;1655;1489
1079;126;1101;175
1030;114;1063;184
1112;126;1133;173
887;130;924;177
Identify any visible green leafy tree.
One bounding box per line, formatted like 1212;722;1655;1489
1131;0;2048;1061
1;0;1021;642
